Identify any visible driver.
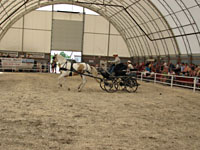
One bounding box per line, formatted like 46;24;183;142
108;54;121;74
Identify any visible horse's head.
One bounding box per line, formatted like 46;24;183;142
55;54;66;64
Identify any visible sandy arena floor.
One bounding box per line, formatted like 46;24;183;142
0;73;199;150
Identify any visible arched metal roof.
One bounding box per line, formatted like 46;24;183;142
0;0;200;59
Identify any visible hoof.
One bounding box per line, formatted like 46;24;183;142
59;84;62;87
68;88;70;91
78;88;81;92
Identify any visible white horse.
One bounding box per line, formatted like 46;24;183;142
54;54;99;92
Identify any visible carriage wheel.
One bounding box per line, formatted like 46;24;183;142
115;78;125;91
100;79;106;91
112;78;119;91
125;78;138;93
100;79;117;93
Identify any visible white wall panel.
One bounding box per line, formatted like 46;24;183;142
0;10;129;57
93;34;108;56
139;38;149;56
139;1;159;20
133;39;143;56
155;40;166;55
0;28;22;51
83;34;94;55
181;0;196;7
109;35;118;56
110;24;119;35
53;12;83;21
12;17;23;28
83;33;108;56
85;15;109;33
189;7;200;30
147;39;157;56
165;16;177;28
154;18;167;31
176;11;190;26
165;39;176;55
109;35;129;57
24;11;52;30
23;29;51;53
152;0;169;16
84;15;95;33
188;35;200;54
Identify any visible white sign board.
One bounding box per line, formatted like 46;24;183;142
1;58;22;67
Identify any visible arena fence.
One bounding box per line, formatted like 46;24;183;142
0;64;50;73
1;65;199;92
0;64;64;74
137;72;200;92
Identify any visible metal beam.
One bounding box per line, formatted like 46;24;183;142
0;0;29;26
75;0;200;41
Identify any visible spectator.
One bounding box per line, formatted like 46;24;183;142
169;62;175;73
109;59;199;79
196;65;200;77
127;60;133;74
174;62;181;75
145;63;151;72
180;63;185;74
52;55;57;73
183;63;191;76
160;63;169;82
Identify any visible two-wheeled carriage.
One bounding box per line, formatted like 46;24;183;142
98;68;139;93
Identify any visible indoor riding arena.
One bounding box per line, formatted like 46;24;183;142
0;1;200;150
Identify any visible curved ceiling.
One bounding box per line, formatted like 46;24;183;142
0;0;200;59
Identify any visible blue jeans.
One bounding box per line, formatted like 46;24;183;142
108;64;115;74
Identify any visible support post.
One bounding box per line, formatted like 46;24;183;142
81;8;85;62
107;22;111;62
193;77;197;92
171;75;174;88
154;73;157;84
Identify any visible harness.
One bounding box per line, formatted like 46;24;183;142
59;61;73;76
69;62;73;76
60;61;90;76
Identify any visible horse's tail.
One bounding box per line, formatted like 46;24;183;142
91;66;100;83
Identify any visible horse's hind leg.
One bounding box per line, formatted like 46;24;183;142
78;75;87;92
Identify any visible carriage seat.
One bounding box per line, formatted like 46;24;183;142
114;63;127;76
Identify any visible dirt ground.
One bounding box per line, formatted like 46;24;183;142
0;73;199;150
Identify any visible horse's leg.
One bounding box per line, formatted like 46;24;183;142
77;75;83;91
62;76;71;91
78;75;87;92
58;72;67;87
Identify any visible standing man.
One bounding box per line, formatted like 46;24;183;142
52;54;57;73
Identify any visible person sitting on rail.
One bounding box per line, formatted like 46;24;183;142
108;54;121;75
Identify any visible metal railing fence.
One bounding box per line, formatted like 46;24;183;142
0;64;50;73
137;72;200;92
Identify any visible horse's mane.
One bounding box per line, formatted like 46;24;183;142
57;54;67;64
